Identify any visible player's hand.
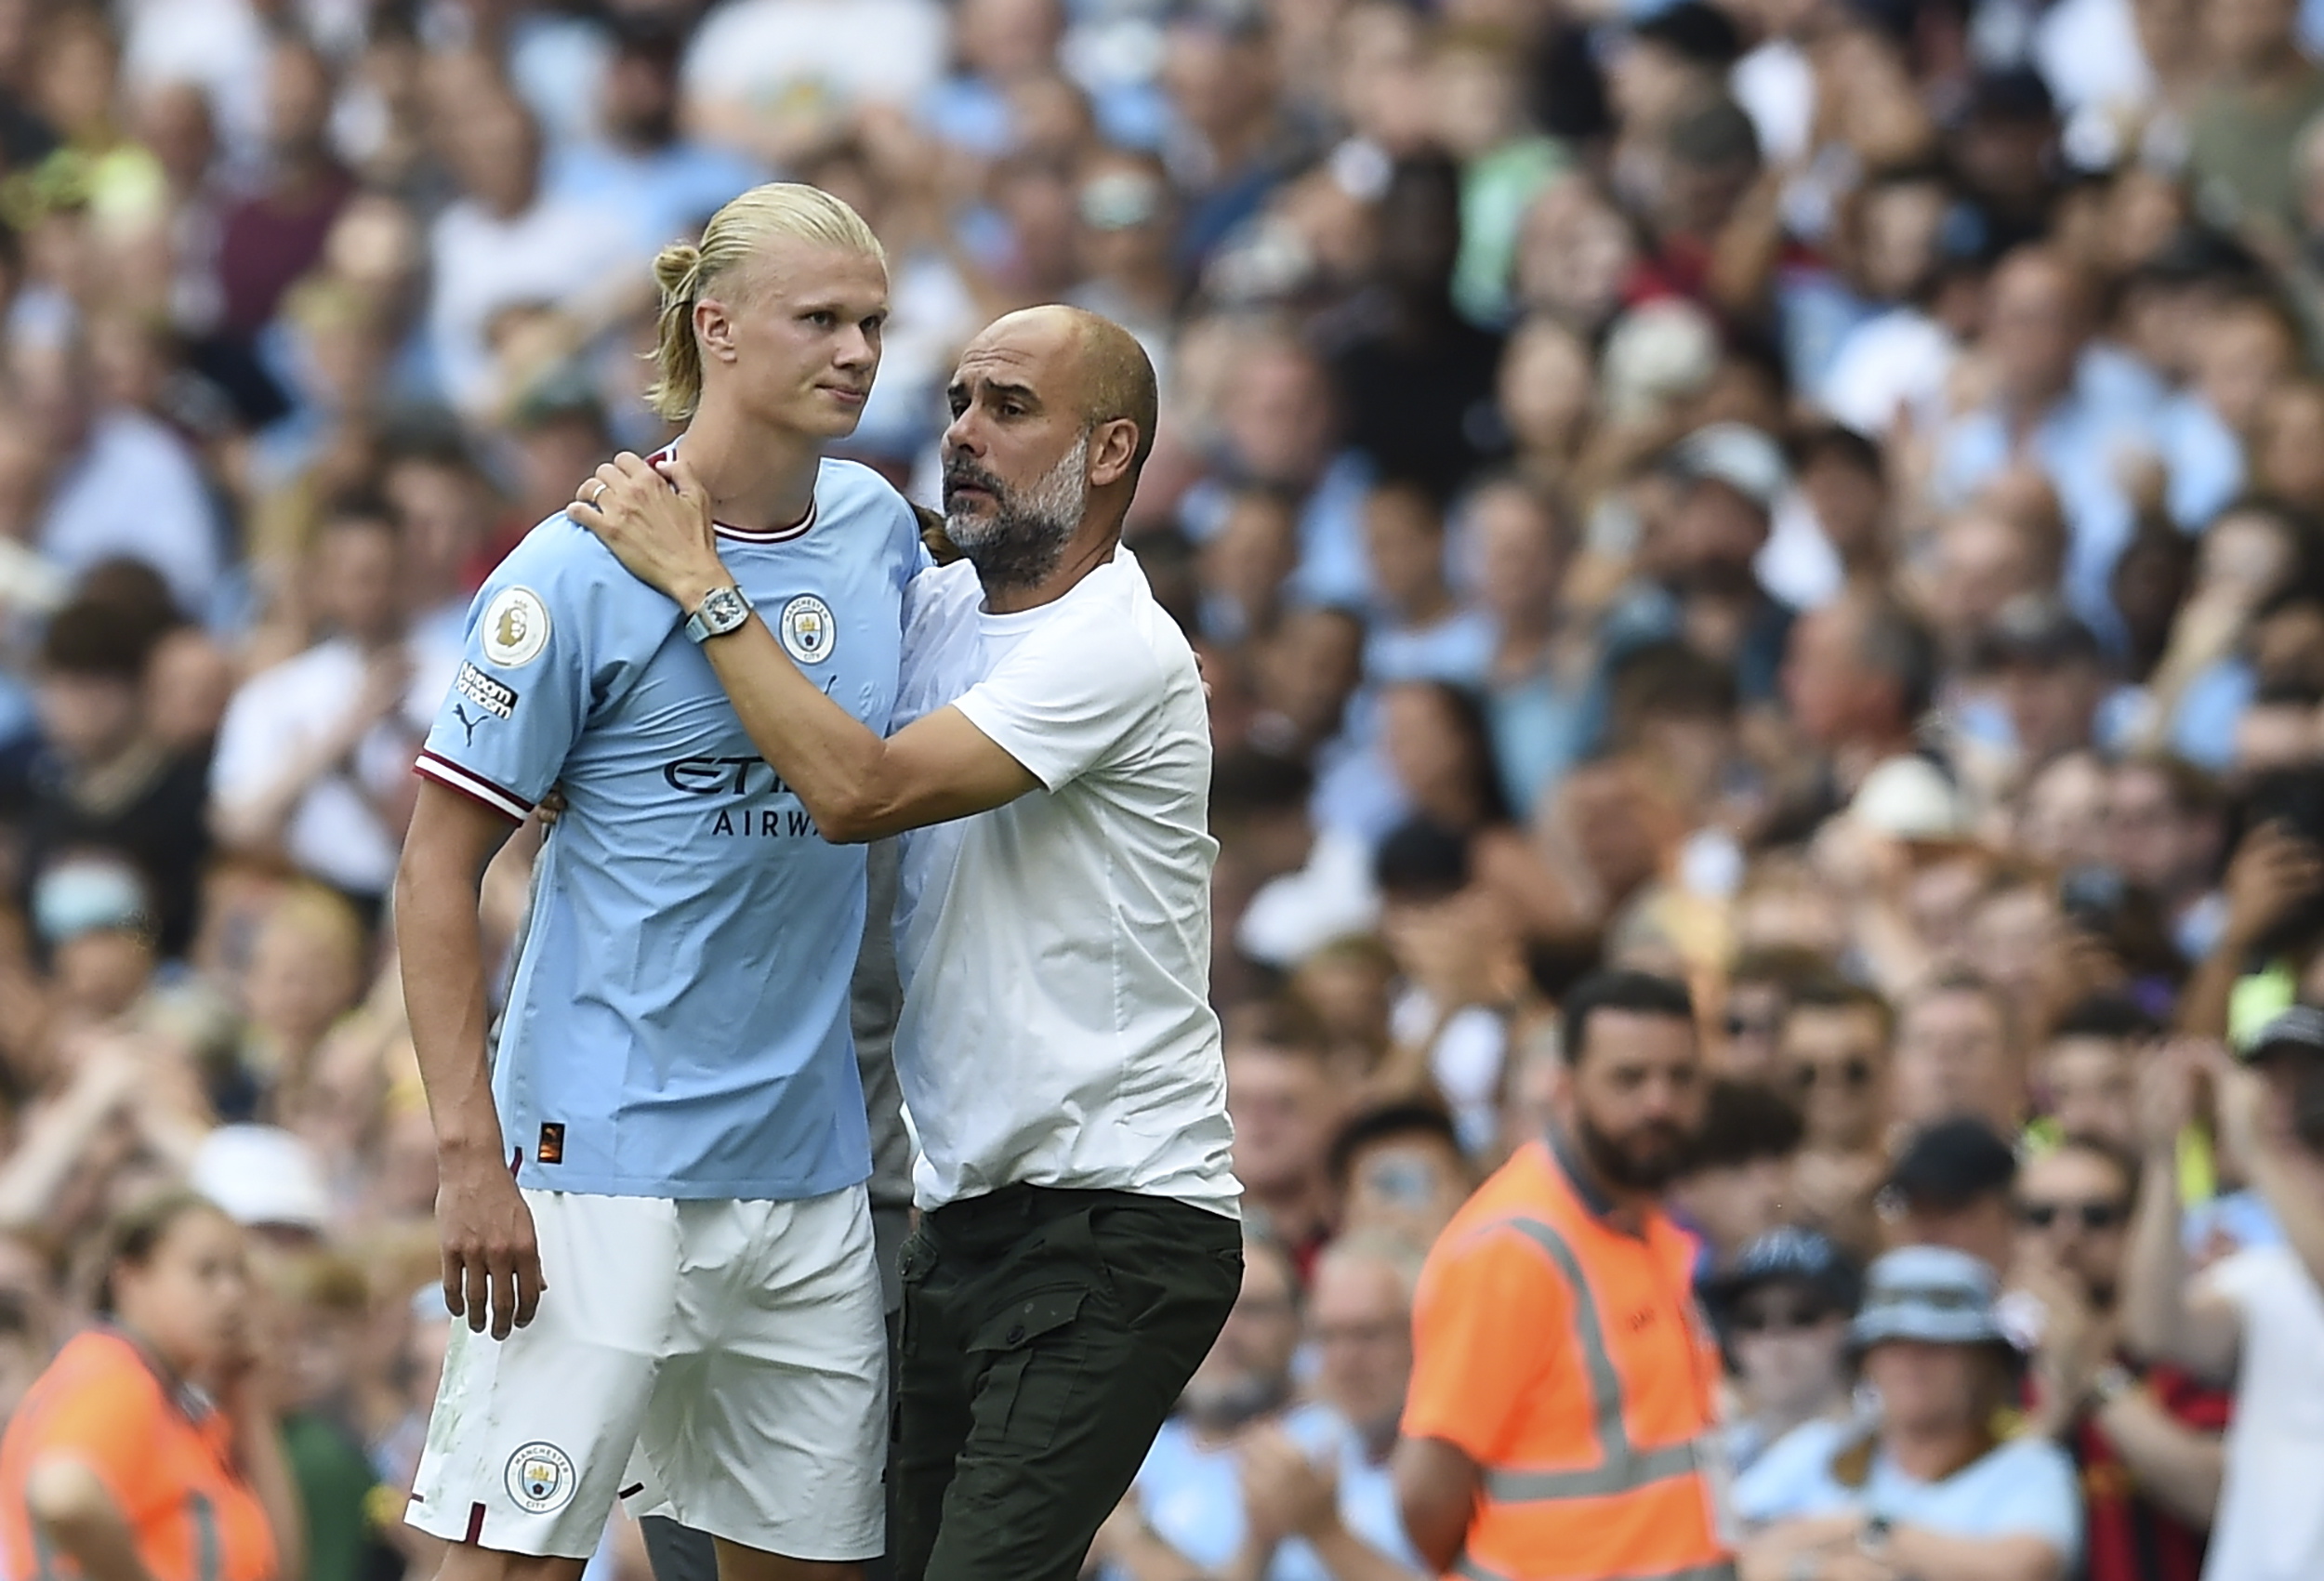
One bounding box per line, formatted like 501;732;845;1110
436;1144;548;1338
569;451;724;608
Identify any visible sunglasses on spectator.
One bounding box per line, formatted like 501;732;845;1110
1730;1300;1836;1336
2017;1199;2126;1232
1790;1058;1874;1091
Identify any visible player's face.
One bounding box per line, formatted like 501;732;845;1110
707;235;889;442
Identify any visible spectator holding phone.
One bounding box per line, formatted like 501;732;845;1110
2122;1019;2324;1581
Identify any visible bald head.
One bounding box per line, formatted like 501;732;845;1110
966;305;1158;476
943;305;1162;599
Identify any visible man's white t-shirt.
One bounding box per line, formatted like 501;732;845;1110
2199;1244;2324;1581
210;633;461;897
891;549;1239;1218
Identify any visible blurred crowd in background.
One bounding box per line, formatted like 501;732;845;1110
2;0;2324;1576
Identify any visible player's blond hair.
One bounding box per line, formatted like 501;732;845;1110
644;183;887;423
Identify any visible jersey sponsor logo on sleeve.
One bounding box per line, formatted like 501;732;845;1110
505;1443;576;1514
482;587;552;667
778;593;836;665
455;662;519;719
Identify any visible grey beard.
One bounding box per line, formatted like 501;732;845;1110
945;432;1089;595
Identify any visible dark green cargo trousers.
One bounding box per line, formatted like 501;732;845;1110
891;1185;1243;1581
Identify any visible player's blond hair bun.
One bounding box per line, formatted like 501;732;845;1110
643;184;886;423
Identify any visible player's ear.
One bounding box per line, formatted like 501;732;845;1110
694;296;739;366
1088;416;1139;489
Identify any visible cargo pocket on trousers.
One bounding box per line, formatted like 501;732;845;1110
968;1288;1087;1452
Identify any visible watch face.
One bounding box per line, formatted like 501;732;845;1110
705;588;746;627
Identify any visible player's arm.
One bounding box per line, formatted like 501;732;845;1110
394;781;546;1339
572;453;1040;843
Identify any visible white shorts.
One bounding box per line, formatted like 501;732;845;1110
408;1186;887;1561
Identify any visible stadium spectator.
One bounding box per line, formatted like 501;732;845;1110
2011;1139;2229;1581
1734;1245;2084;1581
1226;1008;1342;1274
2123;1019;2324;1581
1706;1227;1861;1477
1882;1118;2023;1275
0;1192;302;1581
1327;1102;1472;1255
1668;1078;1805;1277
20;316;223;617
1100;1232;1305;1578
423;86;636;417
2035;995;2159;1154
1892;972;2025;1138
208;500;456;916
7;594;208;960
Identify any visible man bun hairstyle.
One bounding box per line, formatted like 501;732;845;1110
644;183;887;423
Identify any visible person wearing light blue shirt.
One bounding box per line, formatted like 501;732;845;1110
1931;250;2240;652
397;185;909;1581
1735;1245;2083;1580
543;20;770;259
1112;1235;1429;1581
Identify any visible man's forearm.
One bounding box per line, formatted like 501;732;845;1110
690;613;895;838
2121;1147;2191;1364
395;819;510;1161
2092;1392;2223;1530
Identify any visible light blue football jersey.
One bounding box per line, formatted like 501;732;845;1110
415;457;922;1200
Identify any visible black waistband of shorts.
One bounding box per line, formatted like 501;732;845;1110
929;1183;1179;1229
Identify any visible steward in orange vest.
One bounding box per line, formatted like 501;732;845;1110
1394;970;1736;1581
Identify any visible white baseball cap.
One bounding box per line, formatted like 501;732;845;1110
190;1125;332;1234
1851;755;1972;843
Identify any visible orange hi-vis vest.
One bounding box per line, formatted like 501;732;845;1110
1403;1134;1736;1581
0;1330;278;1581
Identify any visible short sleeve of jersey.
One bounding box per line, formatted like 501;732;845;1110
415;524;609;822
949;599;1162;792
1401;1223;1567;1464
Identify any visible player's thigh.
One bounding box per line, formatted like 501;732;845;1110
922;1203;1244;1581
641;1190;888;1563
411;1192;683;1560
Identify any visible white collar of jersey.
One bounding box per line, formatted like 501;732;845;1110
643;442;819;544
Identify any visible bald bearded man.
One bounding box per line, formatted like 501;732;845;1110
571;307;1242;1581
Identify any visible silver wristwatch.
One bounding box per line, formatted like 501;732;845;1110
684;585;753;643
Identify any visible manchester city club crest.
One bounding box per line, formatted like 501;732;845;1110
505;1441;576;1514
779;593;836;665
